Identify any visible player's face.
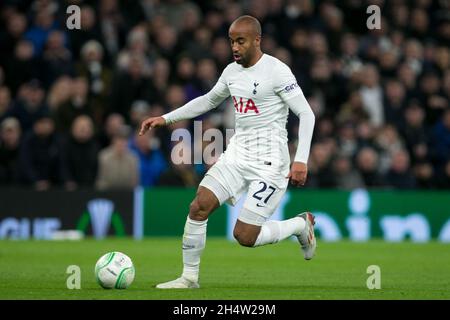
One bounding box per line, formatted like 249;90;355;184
228;24;259;66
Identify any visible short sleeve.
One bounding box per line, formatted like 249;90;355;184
273;62;302;101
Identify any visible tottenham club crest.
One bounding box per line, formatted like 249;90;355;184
253;82;259;94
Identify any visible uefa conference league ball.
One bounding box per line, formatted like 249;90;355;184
95;252;135;289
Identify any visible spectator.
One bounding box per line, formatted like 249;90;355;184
0;117;22;185
151;58;171;104
339;33;362;78
383;80;406;127
40;30;73;87
435;160;450;189
128;130;167;187
397;63;418;94
129;100;151;130
378;49;400;79
444;69;450;102
52;77;92;133
385;149;416;189
400;102;428;162
154;24;180;62
64;115;99;189
313;117;335;141
306;142;335;188
157;147;199;187
374;124;405;173
355;120;376;150
389;2;409;32
97;112;125;149
337;122;358;158
273;47;292;66
76;40;112;127
46;76;73;111
174;56;200;101
430;109;450;166
403;39;424;76
196;59;218;94
19;114;67;190
156;0;202;33
116;26;153;71
319;3;345;54
96;126;138;190
433;46;449;77
290;29;313;86
7;79;49;133
97;0;127;61
165;85;187;111
337;91;370;125
0;12;28;65
24;8;60;57
360;64;384;128
356;147;385;187
0;86;13;122
4;40;40;95
308;56;342;117
332;154;364;190
418;71;447;125
408;8;430;41
69;5;103;62
109;53;155;120
184;26;214;61
413;161;435;189
211;36;232;71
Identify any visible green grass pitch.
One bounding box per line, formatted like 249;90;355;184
1;238;449;300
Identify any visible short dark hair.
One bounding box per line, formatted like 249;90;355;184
231;15;262;36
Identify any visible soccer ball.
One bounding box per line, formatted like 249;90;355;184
95;251;135;289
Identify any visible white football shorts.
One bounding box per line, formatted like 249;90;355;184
199;147;290;225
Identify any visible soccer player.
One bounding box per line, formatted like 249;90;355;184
139;15;316;289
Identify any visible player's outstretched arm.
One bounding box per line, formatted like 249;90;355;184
139;83;229;136
157;71;230;127
139;116;166;136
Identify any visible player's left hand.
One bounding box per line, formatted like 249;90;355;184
286;162;308;187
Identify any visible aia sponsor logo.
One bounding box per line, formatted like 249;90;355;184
232;96;259;114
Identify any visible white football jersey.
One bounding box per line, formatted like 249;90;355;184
162;53;314;169
212;54;304;167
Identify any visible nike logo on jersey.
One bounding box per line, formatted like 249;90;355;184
256;203;266;207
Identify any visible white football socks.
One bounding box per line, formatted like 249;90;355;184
253;217;306;247
180;216;305;281
181;217;207;283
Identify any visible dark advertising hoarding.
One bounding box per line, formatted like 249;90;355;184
0;189;134;239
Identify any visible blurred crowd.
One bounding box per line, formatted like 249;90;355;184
0;0;449;191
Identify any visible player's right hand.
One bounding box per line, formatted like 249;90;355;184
286;161;308;187
139;116;166;135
